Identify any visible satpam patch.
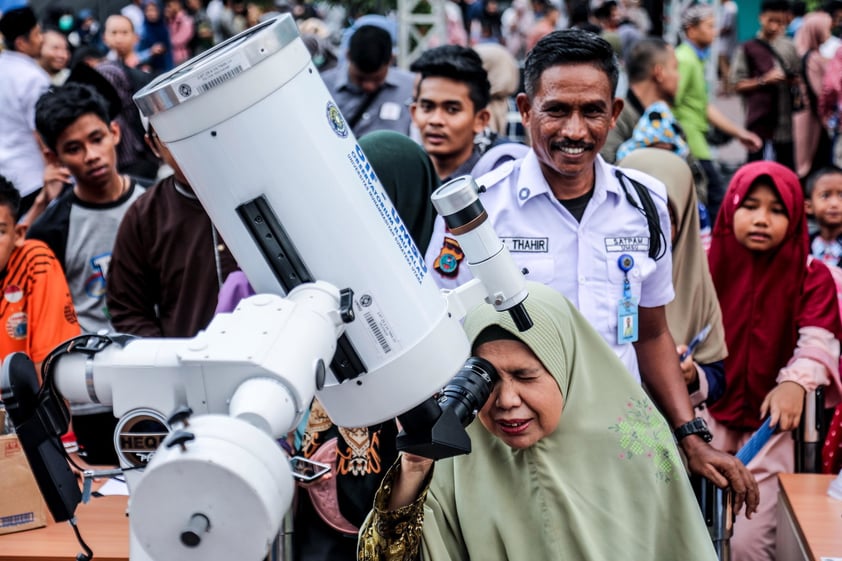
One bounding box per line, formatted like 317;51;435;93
604;236;650;253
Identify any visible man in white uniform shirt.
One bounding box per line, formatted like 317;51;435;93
426;28;759;516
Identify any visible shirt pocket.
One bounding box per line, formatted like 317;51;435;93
516;255;556;285
605;251;656;302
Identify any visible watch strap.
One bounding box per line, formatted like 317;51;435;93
674;417;713;443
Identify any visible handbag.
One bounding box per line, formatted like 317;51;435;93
306;437;359;535
705;126;733;146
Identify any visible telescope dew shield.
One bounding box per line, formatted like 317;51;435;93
133;15;470;426
431;176;532;331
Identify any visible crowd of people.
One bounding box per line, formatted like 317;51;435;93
1;0;842;560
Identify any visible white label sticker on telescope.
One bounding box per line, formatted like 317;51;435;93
176;52;252;101
355;293;401;357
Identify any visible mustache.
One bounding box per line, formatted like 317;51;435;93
550;140;595;151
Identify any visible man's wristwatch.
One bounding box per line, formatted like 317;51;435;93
674;417;713;443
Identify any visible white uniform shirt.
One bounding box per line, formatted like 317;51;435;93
425;151;675;381
0;50;50;197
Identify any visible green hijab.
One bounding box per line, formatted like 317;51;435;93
418;283;717;560
618;148;727;365
359;130;440;253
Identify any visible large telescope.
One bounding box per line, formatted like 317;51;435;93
3;13;532;561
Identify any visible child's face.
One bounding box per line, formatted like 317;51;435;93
808;173;842;229
50;113;121;191
0;205;25;273
733;182;790;252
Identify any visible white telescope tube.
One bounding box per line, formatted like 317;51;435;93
134;15;470;427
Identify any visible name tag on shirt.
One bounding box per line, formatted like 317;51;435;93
604;236;650;253
502;237;549;253
379;102;402;121
617;296;639;344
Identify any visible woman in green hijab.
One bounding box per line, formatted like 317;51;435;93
358;282;718;561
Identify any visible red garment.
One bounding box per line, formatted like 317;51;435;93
708;161;842;431
824;404;842;473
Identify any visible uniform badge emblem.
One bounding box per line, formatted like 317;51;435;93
434;236;465;277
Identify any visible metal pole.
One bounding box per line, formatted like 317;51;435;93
795;388;824;474
693;475;734;561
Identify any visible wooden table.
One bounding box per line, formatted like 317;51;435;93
777;473;842;561
0;487;129;561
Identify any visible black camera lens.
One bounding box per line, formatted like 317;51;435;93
437;357;498;427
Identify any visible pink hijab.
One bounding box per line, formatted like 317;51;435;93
795;11;832;55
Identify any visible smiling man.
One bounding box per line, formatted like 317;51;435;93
425;28;760;519
39;28;71;86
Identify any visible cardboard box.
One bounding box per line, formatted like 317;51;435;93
0;433;48;534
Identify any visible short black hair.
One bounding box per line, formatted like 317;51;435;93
409;45;491;111
568;0;591;25
348;25;392;72
0;6;38;51
791;1;807;17
805;166;842;198
35;83;112;152
0;175;22;222
523;28;619;99
594;0;618;20
70;44;106;69
626;37;671;84
760;0;792;13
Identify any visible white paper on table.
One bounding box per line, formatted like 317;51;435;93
96;478;130;496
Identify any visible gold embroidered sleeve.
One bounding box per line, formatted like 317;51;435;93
357;459;434;561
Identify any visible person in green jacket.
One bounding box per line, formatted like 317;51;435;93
673;3;761;219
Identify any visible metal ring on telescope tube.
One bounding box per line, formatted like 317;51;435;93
133;14;299;118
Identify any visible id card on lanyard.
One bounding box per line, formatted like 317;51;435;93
616;253;639;344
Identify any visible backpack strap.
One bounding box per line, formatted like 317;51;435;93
801;50;820;116
613;169;668;261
